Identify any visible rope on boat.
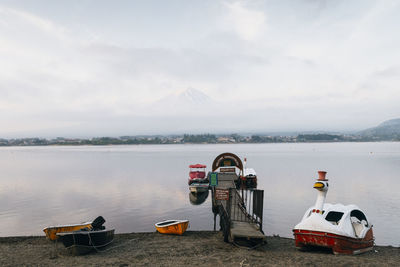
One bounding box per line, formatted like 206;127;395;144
85;234;138;253
61;234;138;255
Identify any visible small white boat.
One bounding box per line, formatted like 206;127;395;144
238;158;257;189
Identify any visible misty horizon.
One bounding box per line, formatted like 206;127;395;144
0;117;390;140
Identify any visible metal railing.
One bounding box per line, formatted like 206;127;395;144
218;204;231;242
212;183;265;242
228;188;264;233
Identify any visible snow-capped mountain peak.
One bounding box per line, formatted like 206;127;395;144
176;88;212;105
148;88;214;115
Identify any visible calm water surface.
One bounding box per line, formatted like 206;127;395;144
0;143;399;246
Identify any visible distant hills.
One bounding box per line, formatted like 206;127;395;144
1;117;399;146
358;118;400;140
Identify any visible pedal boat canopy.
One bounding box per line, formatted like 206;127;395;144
294;203;372;239
189;164;206;169
188;164;207;184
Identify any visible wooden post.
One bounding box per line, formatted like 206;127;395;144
213;213;216;231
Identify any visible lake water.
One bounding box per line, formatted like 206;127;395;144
0;142;399;246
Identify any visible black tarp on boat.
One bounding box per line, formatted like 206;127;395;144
58;229;115;255
57;216;114;255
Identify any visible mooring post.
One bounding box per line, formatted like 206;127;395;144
213;213;216;231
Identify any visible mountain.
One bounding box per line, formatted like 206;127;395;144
151;88;215;115
176;88;212;105
378;118;400;127
359;118;400;139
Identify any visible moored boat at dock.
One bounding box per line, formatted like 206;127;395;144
189;183;209;193
188;163;210;193
238;158;257;189
188;164;208;185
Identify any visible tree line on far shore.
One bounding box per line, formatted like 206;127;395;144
0;132;397;147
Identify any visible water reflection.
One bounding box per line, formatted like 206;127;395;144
0;143;399;246
188;190;209;205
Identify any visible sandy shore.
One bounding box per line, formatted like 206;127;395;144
1;231;399;266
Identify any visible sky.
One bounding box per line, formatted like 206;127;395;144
0;0;399;137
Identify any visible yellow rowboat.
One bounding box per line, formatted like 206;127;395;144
43;222;92;241
155;220;189;235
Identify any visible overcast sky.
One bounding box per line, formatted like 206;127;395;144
0;0;399;137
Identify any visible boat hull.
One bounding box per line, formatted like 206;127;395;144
189;190;209;205
58;229;115;255
188;178;208;185
189;184;209;193
155;220;189;235
293;228;374;255
43;223;92;241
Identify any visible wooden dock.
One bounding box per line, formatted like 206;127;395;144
230;221;265;239
212;172;266;244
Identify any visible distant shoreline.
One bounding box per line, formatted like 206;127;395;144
1;140;399;148
0;140;399;148
0;133;398;147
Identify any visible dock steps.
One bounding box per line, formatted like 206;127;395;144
230;221;266;240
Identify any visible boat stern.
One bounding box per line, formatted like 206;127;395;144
293;228;374;255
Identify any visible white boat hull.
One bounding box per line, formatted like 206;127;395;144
189;184;209;193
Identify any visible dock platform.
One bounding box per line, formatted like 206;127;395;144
211;171;265;244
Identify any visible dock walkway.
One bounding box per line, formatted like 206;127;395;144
212;172;265;244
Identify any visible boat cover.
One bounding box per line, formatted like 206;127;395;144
294;203;371;238
189;164;206;168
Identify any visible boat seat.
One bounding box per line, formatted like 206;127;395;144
352;221;364;238
189;171;206;179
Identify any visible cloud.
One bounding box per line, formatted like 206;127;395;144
221;1;267;41
0;1;399;136
0;6;68;41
